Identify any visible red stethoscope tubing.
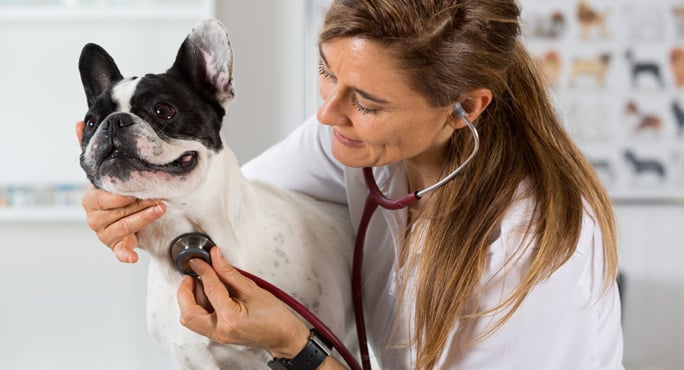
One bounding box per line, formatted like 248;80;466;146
353;167;419;369
235;267;363;370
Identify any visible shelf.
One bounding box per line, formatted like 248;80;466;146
611;191;684;205
0;207;86;223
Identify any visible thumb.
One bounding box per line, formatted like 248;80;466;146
75;121;85;144
188;257;241;315
209;247;258;300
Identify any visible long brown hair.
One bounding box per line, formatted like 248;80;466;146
320;1;618;369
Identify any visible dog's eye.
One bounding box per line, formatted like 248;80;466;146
85;117;97;131
154;103;176;120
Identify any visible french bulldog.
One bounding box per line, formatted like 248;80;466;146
78;19;354;369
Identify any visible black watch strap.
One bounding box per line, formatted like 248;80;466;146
267;329;332;370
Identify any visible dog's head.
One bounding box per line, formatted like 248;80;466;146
78;19;234;199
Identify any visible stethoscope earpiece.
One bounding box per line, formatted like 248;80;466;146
169;232;216;277
416;101;479;197
453;101;467;120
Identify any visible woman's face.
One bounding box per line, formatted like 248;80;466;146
317;37;455;171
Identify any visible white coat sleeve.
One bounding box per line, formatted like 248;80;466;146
240;115;347;204
438;201;624;369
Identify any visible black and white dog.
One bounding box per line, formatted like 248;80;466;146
78;19;354;369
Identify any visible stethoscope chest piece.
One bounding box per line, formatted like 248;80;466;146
169;232;215;277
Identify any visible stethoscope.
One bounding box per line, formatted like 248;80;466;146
169;102;479;370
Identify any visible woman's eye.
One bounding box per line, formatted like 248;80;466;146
318;61;336;80
351;94;380;115
154;103;176;119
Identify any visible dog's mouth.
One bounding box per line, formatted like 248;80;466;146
157;151;198;173
101;149;199;176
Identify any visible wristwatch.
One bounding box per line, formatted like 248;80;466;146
267;329;332;370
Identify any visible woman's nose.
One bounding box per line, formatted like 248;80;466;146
317;82;348;126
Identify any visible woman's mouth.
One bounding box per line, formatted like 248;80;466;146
333;129;364;148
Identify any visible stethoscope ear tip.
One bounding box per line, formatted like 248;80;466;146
453;101;467;119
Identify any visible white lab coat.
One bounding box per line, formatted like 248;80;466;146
242;115;624;369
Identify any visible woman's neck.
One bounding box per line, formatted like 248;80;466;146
404;154;444;210
403;127;452;201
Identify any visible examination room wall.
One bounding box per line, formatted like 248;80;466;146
0;1;682;370
0;1;305;369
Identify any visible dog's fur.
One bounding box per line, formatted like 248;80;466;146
577;1;610;40
625;50;665;89
670;47;684;87
524;10;566;39
672;100;684;136
624;101;663;134
624;150;666;179
569;53;611;88
78;19;354;369
534;50;562;87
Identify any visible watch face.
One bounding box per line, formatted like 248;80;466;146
267;359;292;370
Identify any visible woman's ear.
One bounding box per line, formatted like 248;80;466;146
450;88;493;129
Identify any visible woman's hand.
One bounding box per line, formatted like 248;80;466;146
76;121;166;263
177;247;311;359
81;188;165;263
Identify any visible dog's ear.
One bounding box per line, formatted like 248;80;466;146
169;19;235;108
79;43;123;108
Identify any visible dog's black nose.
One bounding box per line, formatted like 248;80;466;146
101;112;135;131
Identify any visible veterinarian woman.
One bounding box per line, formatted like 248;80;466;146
77;0;624;368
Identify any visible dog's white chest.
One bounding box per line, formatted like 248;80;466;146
142;184;354;369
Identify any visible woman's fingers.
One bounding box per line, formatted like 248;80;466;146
179;260;243;344
82;187;158;216
104;203;165;262
177;249;310;354
193;278;214;313
188;258;239;314
177;276;218;334
101;200;165;240
81;187;166;263
209;247;256;300
75;121;84;143
111;234;141;263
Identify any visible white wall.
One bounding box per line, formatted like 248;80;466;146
217;0;309;164
0;223;172;370
616;204;684;370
